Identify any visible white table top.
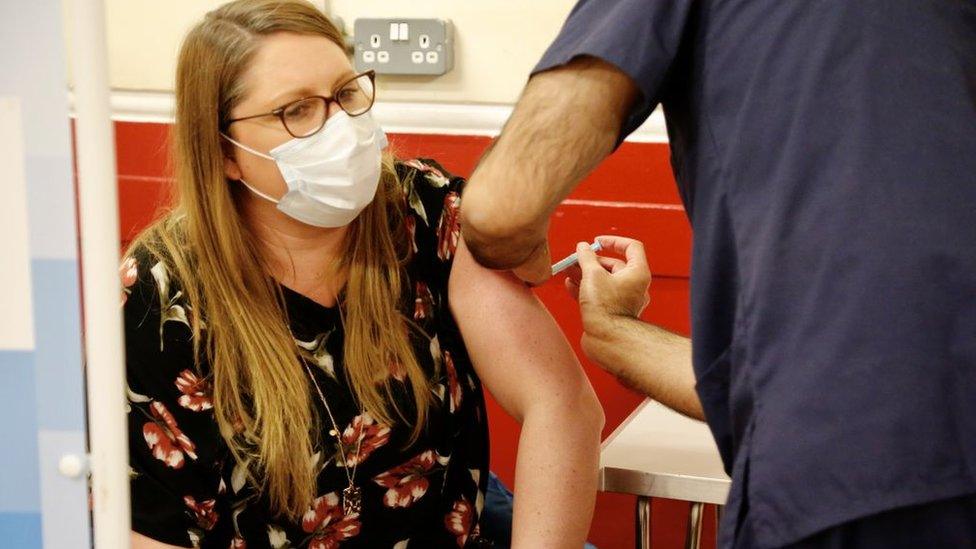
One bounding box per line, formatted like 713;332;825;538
599;399;731;504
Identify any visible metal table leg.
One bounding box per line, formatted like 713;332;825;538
685;502;704;549
636;496;652;549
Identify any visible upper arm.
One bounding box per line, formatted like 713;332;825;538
460;0;697;263
459;57;639;268
123;253;222;547
448;238;601;424
400;157;601;423
532;0;695;137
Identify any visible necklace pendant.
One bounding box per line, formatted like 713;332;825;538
342;486;362;515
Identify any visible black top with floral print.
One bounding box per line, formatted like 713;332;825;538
123;159;490;548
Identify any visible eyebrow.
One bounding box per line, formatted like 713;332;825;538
267;70;359;109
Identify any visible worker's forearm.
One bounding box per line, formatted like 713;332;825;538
461;56;638;269
582;316;704;420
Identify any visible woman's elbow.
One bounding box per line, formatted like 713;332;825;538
520;380;604;437
578;386;606;436
541;383;605;437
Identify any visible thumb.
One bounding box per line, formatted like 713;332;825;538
576;242;602;278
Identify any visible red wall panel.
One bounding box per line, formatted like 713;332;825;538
114;121;171;178
118;175;170;245
110;121;709;548
549;204;691;279
389;133;683;206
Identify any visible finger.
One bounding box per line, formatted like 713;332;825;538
566;264;583;285
597;256;627;274
595;235;649;268
576;241;604;278
513;240;553;286
564;277;581;302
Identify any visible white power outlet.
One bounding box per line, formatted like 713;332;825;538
354;18;454;76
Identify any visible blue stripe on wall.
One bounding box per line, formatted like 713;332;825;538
0;351;40;513
0;512;42;548
2;1;92;546
30;259;86;432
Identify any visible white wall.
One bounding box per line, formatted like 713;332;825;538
0;98;35;351
100;0;576;104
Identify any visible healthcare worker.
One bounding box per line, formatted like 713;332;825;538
461;0;976;547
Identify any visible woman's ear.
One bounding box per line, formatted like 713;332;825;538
221;137;243;180
223;153;242;181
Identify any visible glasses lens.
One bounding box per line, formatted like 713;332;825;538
336;73;375;116
282;97;328;137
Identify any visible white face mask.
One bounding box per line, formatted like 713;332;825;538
222;111;389;228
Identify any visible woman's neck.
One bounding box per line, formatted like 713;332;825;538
241;195;349;308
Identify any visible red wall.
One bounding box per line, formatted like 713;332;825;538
112;122;715;548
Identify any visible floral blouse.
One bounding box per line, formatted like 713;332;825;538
123;159;490;548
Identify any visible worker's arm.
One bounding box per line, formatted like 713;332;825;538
568;236;704;420
460;56;639;284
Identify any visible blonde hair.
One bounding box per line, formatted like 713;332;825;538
128;0;430;519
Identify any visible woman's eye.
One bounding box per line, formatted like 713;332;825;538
337;88;358;102
284;103;311;119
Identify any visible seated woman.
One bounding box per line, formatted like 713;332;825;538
122;0;604;547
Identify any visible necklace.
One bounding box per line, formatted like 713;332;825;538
302;360;364;515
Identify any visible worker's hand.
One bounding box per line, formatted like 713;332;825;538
565;235;651;336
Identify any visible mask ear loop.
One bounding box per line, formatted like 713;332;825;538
237;178;280;204
220;132;275;160
219;133;281;203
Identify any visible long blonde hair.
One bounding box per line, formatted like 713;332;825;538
128;0;431;519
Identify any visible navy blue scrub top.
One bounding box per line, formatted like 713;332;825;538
534;1;976;547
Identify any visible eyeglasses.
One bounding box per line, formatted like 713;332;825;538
224;70;376;138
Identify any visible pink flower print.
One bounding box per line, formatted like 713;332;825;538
402;158;426;172
143;423;184;468
184;495;218;531
437;192;462;261
143;401;197;468
444;351;463;413
389;360;407;382
340;412;391;467
372;450;442;508
301;492;362;549
404;214;418;254
120;256;138;306
444;497;475;547
414;281;435;321
175;370;213;412
403;159;449;187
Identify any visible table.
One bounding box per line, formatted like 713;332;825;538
599;399;731;548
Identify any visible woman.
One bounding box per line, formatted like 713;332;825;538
122;0;604;547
